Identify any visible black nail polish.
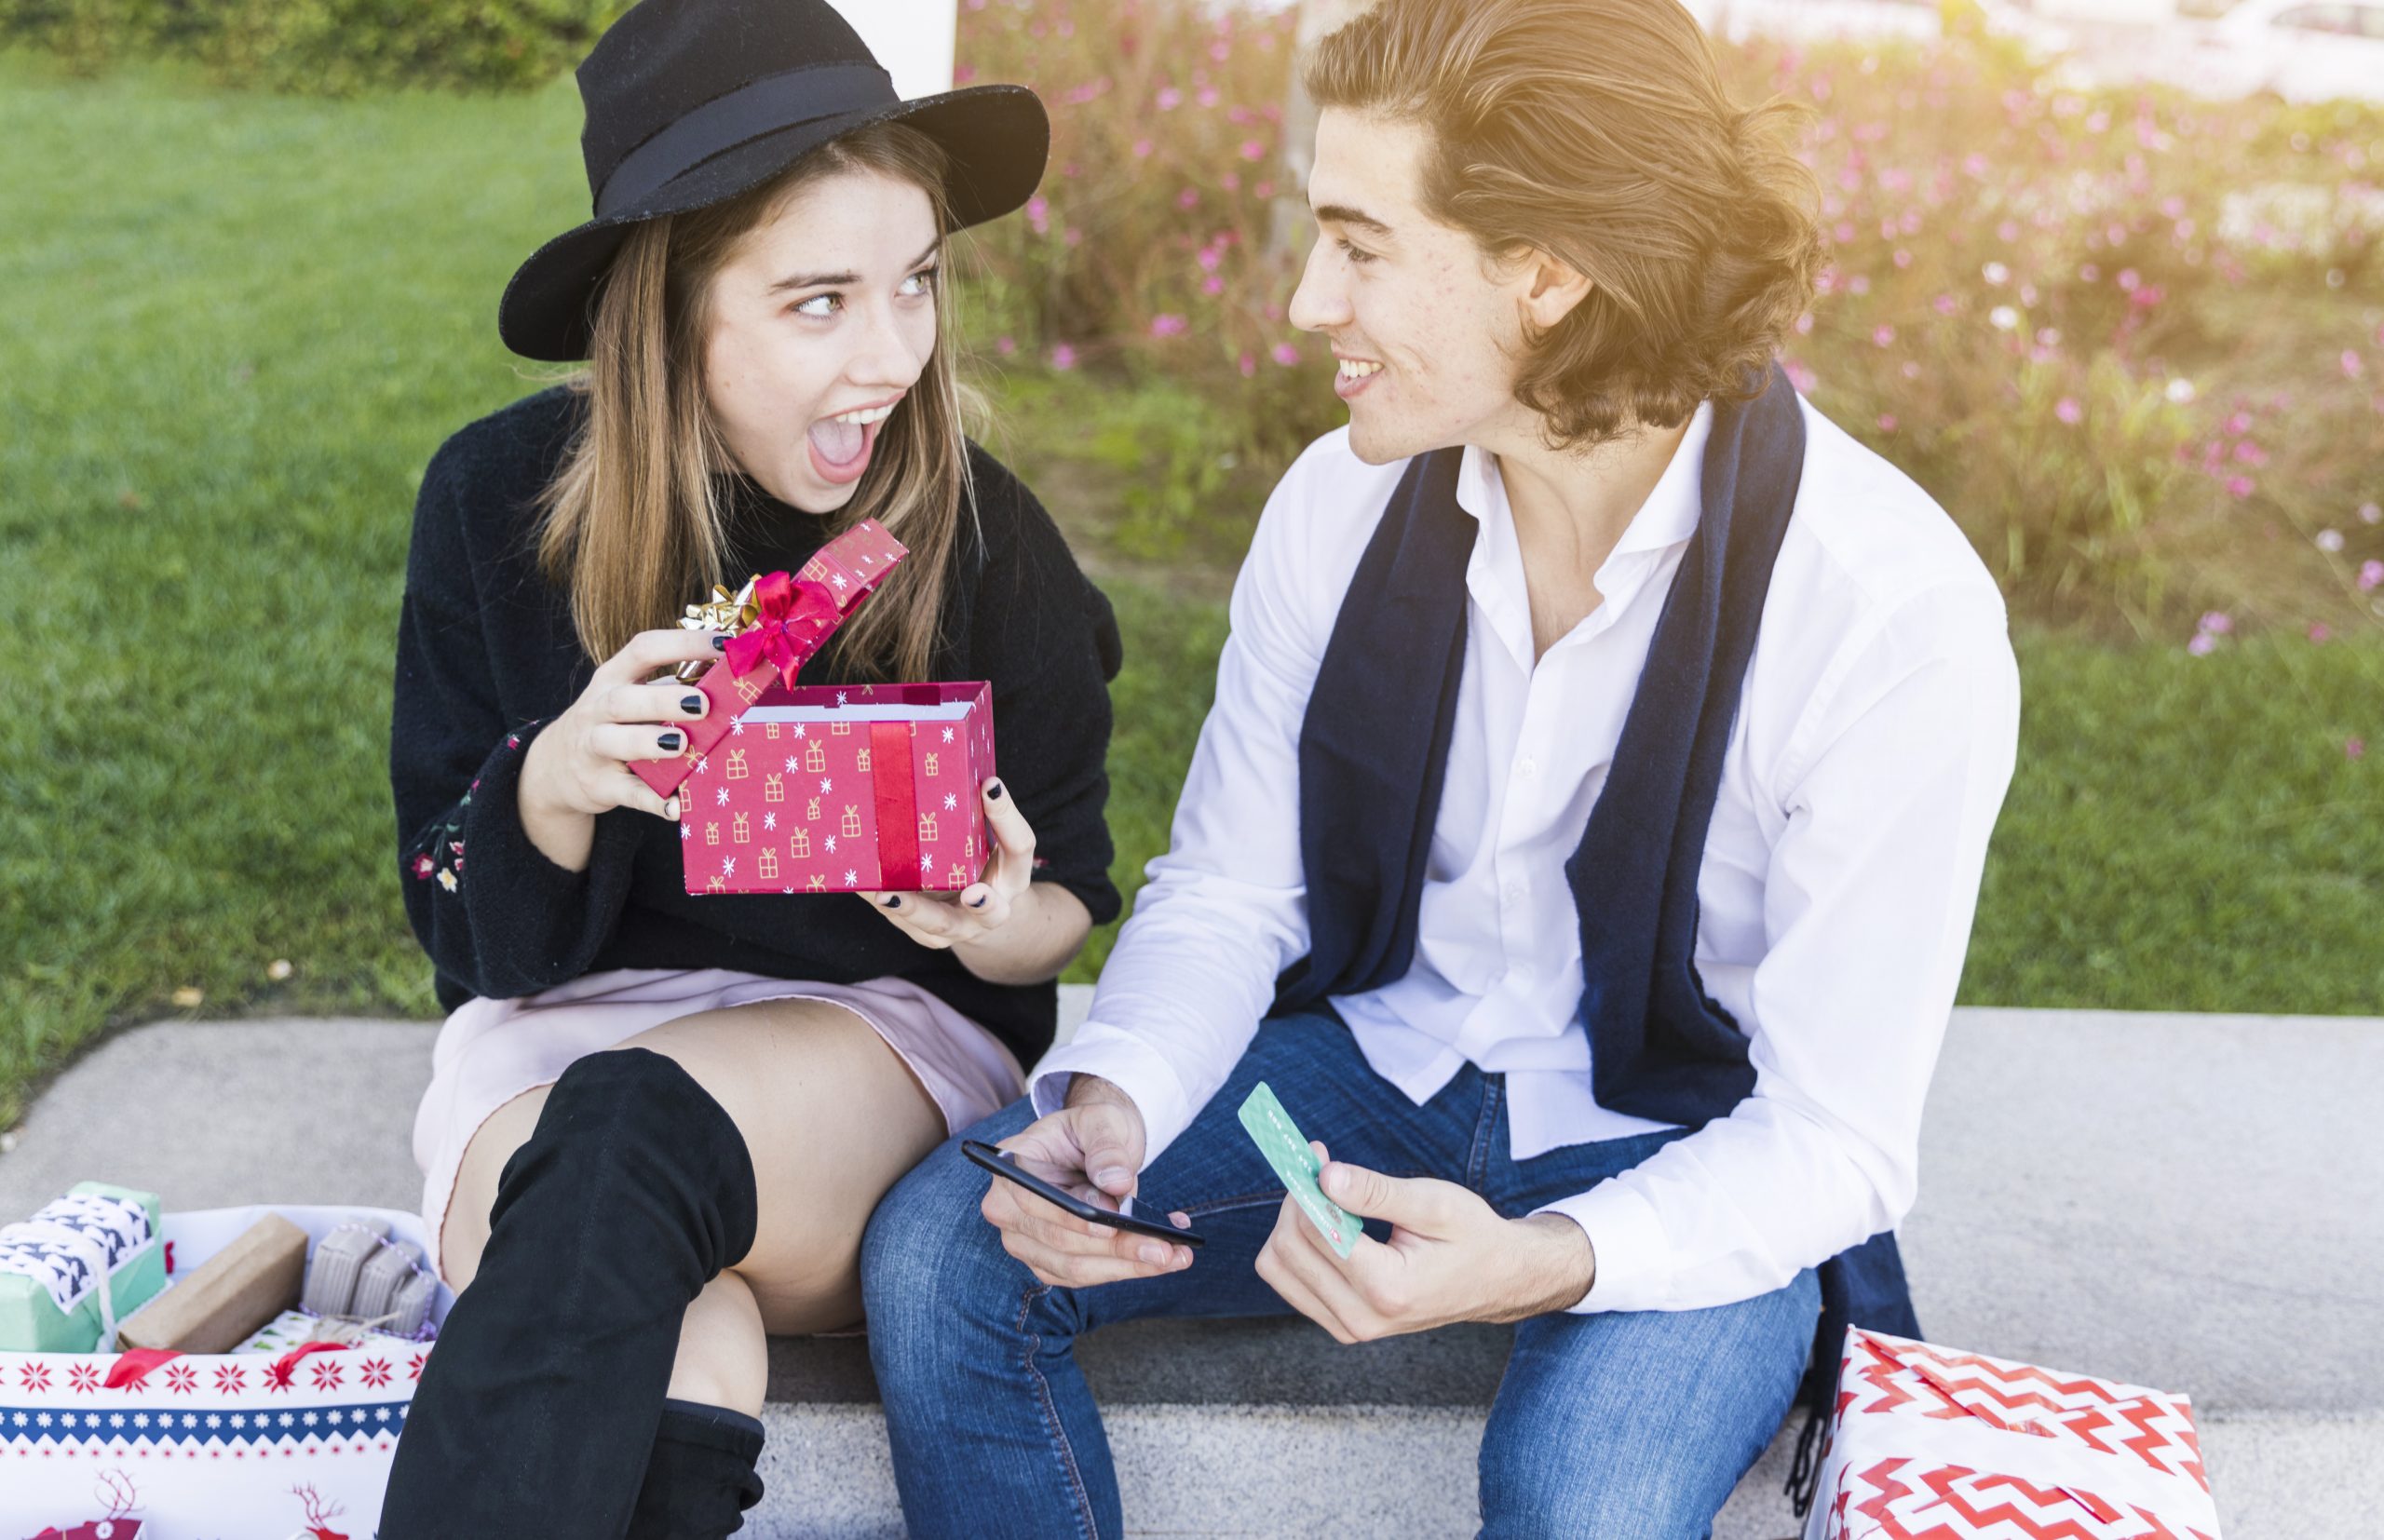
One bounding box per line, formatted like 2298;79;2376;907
711;634;728;652
682;694;702;713
968;894;988;908
884;895;901;909
658;731;684;750
986;780;1006;801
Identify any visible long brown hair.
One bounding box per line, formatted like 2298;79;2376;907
531;120;979;681
1304;0;1821;450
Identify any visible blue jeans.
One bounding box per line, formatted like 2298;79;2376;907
860;1011;1819;1539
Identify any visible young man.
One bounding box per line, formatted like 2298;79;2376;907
860;0;2020;1533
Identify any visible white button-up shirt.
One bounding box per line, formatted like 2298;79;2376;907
1032;395;2022;1315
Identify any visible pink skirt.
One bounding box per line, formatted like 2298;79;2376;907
410;966;1026;1284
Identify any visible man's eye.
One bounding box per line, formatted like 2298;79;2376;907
1336;238;1374;264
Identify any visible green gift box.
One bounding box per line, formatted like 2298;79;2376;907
0;1181;168;1353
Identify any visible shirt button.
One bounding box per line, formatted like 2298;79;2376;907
1518;757;1538;779
1501;880;1524;906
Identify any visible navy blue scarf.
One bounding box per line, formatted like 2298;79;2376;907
1271;365;1917;1504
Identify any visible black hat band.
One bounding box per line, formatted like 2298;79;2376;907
596;61;898;219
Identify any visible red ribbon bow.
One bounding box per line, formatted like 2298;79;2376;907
723;570;843;685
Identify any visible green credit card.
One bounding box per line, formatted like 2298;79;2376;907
1238;1081;1361;1258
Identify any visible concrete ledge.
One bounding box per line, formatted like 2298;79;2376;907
4;998;2377;1535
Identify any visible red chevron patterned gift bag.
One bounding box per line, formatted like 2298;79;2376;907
1803;1328;2221;1540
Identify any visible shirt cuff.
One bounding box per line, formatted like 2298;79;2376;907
1029;1031;1199;1170
1532;1180;1675;1315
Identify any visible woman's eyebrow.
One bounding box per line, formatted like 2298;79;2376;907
769;239;941;293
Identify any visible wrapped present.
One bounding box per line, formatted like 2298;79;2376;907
1803;1328;2221;1540
679;680;996;895
0;1182;167;1353
116;1211;309;1354
233;1304;426;1358
632;520;909;798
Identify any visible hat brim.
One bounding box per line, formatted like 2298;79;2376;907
498;83;1049;362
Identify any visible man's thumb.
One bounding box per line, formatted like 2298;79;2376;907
1321;1162;1418;1225
1076;1111;1141;1196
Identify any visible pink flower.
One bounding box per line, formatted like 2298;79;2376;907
2346;350;2366;380
1877;413;1898;433
2349;737;2367;762
1197;87;1220;109
2233;440;2268;466
1784;359;1819;393
2187;632;2216;656
2226;475;2255;498
996;334;1016;356
954;63;977;85
1149;314;1189;338
1132;138;1154;159
2310;623;2334;644
2055;398;2082;426
1239;139;1266;161
1239;351;1258;378
1934;293;1958;316
1872;324;1896;347
2363;502;2383;524
1157;87;1183;111
1202;276;1225;296
2117;268;2140;292
412;854;436;879
1893;249;1913;269
1271;343;1301;367
1025;196;1050;236
2199;611;2233;635
1050;344;1077;371
2360;560;2384;592
1176;188;1199;210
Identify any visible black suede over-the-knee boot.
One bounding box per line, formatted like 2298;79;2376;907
381;1047;759;1539
625;1397;767;1538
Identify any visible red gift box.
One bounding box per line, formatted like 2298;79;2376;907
632;520;908;799
1802;1328;2220;1540
677;680;996;895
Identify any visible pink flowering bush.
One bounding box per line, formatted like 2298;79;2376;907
958;2;2383;633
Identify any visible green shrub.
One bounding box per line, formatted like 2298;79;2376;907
0;0;630;92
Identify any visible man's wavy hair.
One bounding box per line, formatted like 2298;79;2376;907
1304;0;1821;449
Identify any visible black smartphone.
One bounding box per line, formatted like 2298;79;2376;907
961;1140;1206;1248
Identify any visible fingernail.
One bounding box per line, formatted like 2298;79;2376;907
1139;1243;1167;1264
664;796;681;820
657;731;684;750
1093;1166;1129;1188
682;694;702;713
968;893;988;908
986;780;1006;801
883;895;901;909
711;635;728;652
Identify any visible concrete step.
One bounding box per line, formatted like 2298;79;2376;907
3;996;2377;1535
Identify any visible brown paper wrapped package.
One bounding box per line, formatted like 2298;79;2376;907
116;1213;308;1353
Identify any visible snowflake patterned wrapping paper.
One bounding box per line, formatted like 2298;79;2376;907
1;1204;454;1539
631;520;909;800
1802;1328;2221;1540
0;1183;166;1354
678;680;996;895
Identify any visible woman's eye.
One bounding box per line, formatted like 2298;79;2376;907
902;266;939;296
793;292;840;317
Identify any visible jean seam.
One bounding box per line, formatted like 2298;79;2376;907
1467;1076;1503;1193
1014;1282;1104;1540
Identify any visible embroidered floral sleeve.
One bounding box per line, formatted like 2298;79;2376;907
404;723;541;896
390;440;643;1004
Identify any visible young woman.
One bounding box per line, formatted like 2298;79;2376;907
378;3;1119;1533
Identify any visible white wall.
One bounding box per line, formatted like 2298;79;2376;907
830;0;958;98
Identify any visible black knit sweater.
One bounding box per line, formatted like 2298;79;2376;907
389;385;1122;1071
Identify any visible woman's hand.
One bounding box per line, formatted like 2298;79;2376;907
860;777;1090;983
517;628;728;871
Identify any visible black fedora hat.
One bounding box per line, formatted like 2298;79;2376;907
499;0;1049;361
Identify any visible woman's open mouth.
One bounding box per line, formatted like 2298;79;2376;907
806;396;901;485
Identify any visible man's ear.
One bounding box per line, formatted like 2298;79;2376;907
1519;250;1593;331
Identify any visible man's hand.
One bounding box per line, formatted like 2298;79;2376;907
978;1074;1197;1288
1254;1141;1597;1342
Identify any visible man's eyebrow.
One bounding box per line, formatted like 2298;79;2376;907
1312;203;1394;238
767;239;941;292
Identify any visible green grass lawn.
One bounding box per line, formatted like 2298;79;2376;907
3;51;2379;1131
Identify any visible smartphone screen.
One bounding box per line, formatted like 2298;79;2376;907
962;1141;1206;1248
